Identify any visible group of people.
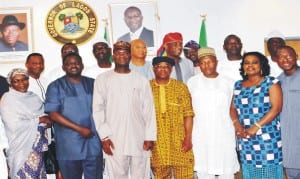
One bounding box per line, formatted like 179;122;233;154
0;30;299;179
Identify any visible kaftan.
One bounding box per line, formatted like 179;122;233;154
150;78;194;167
187;74;240;175
93;70;156;157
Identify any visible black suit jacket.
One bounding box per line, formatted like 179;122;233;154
0;76;9;98
117;27;154;47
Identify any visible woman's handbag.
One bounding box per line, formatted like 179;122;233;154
43;127;59;174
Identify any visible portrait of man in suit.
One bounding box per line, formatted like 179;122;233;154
117;6;154;47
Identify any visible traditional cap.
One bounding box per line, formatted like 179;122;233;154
92;42;110;51
7;68;28;85
91;37;110;48
157;32;183;56
113;41;131;53
266;30;285;41
152;56;175;66
163;32;183;44
0;15;25;30
184;40;200;50
198;47;216;58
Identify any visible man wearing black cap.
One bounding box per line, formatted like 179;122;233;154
93;41;156;179
0;15;28;52
150;56;194;178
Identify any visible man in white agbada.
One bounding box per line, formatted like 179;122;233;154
187;47;239;179
93;41;156;179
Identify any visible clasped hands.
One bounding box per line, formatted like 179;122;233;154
102;139;155;156
235;125;260;139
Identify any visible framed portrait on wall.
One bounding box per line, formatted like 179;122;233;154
0;7;33;62
109;1;159;55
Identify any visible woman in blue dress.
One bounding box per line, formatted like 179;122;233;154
230;52;283;179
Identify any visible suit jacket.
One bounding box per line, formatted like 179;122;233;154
117;27;154;47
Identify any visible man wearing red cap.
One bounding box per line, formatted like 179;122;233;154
157;32;194;83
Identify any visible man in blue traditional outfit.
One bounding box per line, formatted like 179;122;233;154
45;52;103;179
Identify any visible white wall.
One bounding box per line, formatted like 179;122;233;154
1;0;299;77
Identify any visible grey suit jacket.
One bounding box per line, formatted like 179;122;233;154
117;27;154;47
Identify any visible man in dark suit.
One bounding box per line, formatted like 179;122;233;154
117;6;154;47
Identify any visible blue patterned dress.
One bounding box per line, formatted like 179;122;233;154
233;76;283;179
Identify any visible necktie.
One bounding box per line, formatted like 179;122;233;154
174;62;183;82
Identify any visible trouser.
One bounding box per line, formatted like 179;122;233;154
58;156;103;179
196;172;234;179
151;165;194;179
105;155;149;179
285;168;300;179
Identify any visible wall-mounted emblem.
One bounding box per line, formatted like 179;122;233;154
46;0;97;45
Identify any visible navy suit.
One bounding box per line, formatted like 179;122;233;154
117;27;154;47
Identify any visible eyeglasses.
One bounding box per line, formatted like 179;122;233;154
62;50;76;54
11;77;29;84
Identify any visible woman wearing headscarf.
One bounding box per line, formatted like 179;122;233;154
0;68;51;178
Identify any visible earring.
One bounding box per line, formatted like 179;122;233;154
244;72;247;76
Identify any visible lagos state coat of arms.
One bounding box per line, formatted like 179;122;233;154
46;0;97;45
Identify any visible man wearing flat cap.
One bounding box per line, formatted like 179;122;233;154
183;40;200;66
157;32;194;83
150;56;195;178
187;47;239;178
93;41;156;179
0;15;28;52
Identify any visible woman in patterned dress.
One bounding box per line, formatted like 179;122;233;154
230;52;283;179
0;68;51;179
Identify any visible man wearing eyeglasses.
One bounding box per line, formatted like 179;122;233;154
150;56;194;179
